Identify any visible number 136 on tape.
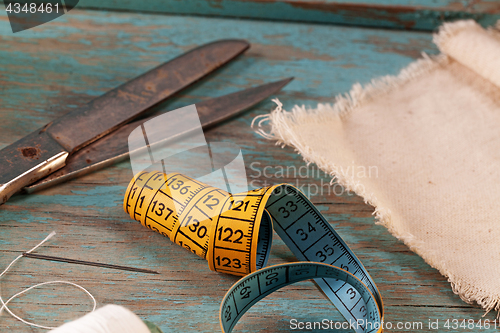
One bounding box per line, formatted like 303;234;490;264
124;172;384;333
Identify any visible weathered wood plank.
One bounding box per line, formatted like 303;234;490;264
0;8;498;333
72;0;500;31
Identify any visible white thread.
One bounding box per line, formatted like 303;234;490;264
0;232;97;330
250;98;283;140
49;304;151;333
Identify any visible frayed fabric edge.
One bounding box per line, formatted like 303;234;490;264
433;19;481;51
449;275;500;318
252;52;500;319
432;19;500;51
252;53;448;140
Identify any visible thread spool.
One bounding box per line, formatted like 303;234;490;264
49;305;162;333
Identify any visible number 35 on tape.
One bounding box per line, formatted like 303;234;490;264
124;171;384;333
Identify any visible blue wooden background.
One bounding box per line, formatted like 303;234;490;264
0;2;498;333
72;0;500;30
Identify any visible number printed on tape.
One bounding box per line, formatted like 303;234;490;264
124;172;384;333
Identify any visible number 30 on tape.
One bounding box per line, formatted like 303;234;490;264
124;171;384;333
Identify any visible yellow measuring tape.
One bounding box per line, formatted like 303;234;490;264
124;171;384;333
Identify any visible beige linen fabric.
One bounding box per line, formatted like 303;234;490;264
254;20;500;315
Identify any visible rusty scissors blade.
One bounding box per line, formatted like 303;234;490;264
0;40;250;205
0;38;293;204
25;77;293;193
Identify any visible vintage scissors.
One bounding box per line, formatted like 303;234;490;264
0;39;292;205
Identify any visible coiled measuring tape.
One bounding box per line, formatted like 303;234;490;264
124;171;384;333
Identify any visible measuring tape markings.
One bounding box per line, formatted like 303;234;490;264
124;171;161;221
147;173;221;258
207;189;272;275
264;185;383;308
254;185;383;332
124;172;383;333
220;262;381;333
142;172;181;238
125;171;179;239
173;186;227;259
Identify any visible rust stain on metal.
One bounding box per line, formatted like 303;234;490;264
39;121;53;134
117;89;148;104
156;68;170;80
145;83;157;93
18;146;41;159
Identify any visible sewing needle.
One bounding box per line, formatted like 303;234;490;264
22;252;160;275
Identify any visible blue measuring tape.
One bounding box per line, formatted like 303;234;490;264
220;185;383;333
